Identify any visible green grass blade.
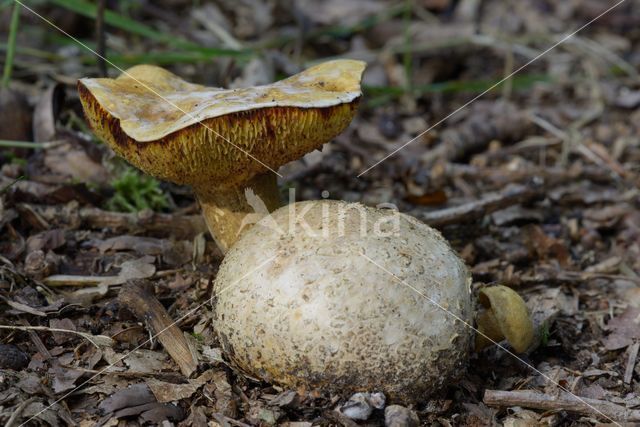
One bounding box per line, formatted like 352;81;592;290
0;176;24;194
2;2;20;88
363;73;552;107
0;139;52;148
104;50;223;66
0;0;15;10
50;0;186;46
364;73;551;97
0;42;64;61
50;0;249;57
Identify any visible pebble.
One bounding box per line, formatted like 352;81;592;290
384;405;420;427
340;392;386;420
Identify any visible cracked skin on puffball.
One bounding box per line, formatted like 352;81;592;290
212;200;472;402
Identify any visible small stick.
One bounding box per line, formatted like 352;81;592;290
118;282;197;377
412;183;542;228
624;342;639;384
0;176;24;195
42;274;118;287
484;389;640;422
18;204;207;240
4;396;37;427
0;324;114;348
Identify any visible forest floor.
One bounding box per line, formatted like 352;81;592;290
1;0;640;425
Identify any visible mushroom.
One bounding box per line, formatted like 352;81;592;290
475;285;535;353
212;200;472;401
78;60;365;251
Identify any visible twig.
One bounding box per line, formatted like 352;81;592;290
42;274;119;287
2;297;46;316
624;342;639;384
411;183;543;228
0;176;23;195
118;282;198;377
43;268;180;287
484;389;640;422
18;203;207;240
0;324;114;348
4;396;36;427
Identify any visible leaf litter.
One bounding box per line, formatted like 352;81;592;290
1;0;640;425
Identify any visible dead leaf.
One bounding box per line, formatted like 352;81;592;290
97;235;168;255
98;383;156;415
103;256;156;286
522;225;572;268
294;0;384;26
603;307;640;350
138;402;184;423
62;284;109;306
145;370;216;403
405;190;448;206
22;400;61;427
26;229;66;253
43;142;110;185
124;349;167;374
0;87;32;141
208;370;236;417
50;365;85;393
49;318;76;344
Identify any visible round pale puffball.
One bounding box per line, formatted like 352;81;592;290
212;200;471;402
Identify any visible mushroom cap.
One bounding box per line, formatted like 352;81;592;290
477;285;534;353
212;200;472;401
78;60;364;188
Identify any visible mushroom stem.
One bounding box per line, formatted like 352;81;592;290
194;172;282;252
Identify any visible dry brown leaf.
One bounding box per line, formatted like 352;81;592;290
603;307;640;351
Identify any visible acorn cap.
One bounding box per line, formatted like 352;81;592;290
78;60;365;189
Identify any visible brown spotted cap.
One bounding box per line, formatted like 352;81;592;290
78;60;365;188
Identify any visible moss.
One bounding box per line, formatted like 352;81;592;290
105;166;168;213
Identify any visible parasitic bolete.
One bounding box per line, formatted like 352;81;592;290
78;60;365;251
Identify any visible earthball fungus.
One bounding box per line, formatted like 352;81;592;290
212;200;473;401
78;60;365;251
